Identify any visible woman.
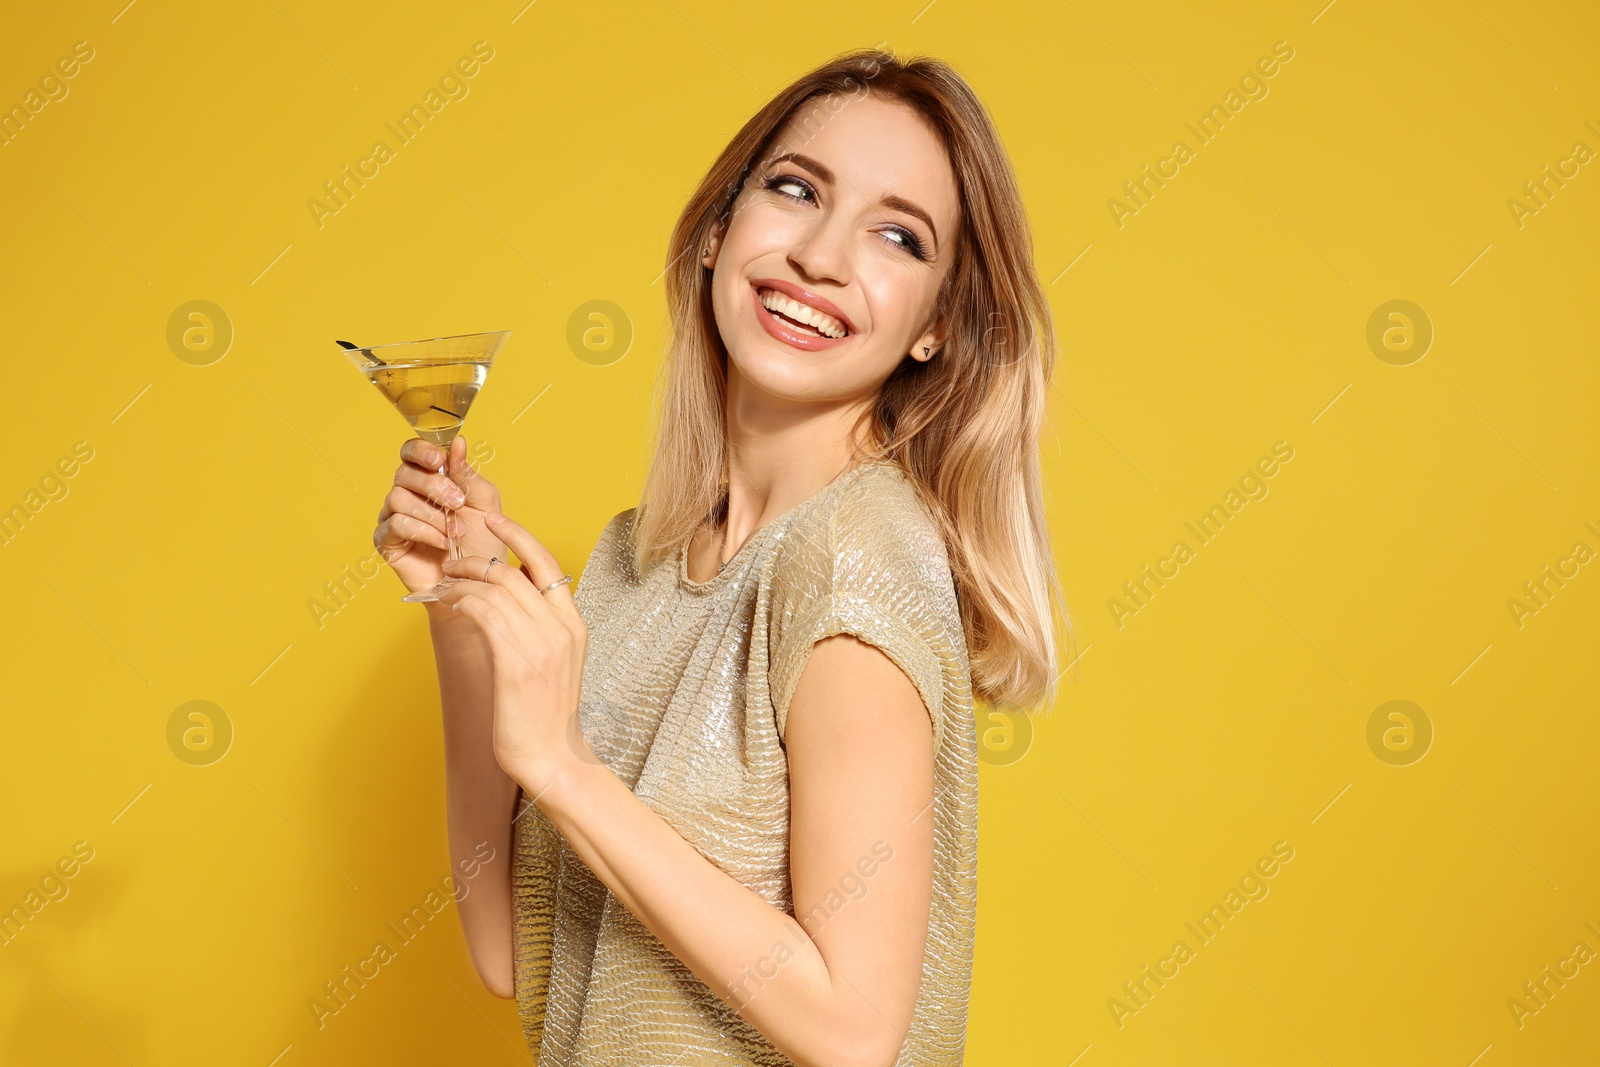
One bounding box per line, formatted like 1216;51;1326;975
372;48;1065;1066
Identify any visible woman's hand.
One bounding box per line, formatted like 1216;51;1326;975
437;512;592;798
373;435;506;598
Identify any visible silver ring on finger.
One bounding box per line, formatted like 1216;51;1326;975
538;574;574;595
483;557;502;582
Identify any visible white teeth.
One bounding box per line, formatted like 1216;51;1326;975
758;288;848;339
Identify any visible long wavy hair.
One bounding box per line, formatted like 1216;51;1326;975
629;47;1073;714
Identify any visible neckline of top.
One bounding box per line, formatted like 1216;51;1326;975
676;458;897;593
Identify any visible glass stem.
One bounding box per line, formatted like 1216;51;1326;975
441;461;464;568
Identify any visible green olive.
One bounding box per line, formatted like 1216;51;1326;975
397;387;433;416
373;370;405;401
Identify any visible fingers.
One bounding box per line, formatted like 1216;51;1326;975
438;574;555;685
375;509;449;555
444;553;544;618
400;436;500;514
489;511;585;646
484;513;578;615
393;457;464;511
400;437;448;473
379;484;453;533
447;436;502;511
448;593;536;675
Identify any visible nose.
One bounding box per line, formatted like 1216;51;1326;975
787;211;851;286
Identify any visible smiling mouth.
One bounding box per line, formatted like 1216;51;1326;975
755;287;852;339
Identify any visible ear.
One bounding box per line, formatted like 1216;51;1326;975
910;310;950;362
702;217;727;269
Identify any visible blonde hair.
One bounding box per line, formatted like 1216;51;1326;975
630;47;1073;714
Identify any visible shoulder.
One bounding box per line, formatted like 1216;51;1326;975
779;462;950;587
600;505;638;546
766;461;968;751
573;507;642;613
586;507;638;571
772;462;962;649
834;462;951;578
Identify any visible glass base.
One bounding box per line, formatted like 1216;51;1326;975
401;575;464;603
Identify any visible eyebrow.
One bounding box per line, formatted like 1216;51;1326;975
766;151;940;248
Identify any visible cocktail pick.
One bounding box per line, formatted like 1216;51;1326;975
335;339;386;365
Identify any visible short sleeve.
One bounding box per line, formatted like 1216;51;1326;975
572;507;637;626
767;473;960;753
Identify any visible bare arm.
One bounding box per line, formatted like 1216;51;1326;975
372;434;519;999
532;632;935;1067
428;601;520;999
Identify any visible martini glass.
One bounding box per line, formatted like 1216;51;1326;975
338;330;510;602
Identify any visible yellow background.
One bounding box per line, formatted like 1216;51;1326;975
3;0;1597;1063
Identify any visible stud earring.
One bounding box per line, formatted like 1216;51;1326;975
702;247;711;257
923;346;931;356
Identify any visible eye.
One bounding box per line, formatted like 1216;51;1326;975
762;172;928;261
879;225;927;261
763;174;815;203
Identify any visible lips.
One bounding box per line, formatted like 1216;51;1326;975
751;278;855;330
749;278;856;353
750;286;853;351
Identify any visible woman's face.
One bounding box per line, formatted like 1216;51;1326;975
706;93;960;409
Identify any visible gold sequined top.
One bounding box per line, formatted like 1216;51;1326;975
512;458;978;1065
